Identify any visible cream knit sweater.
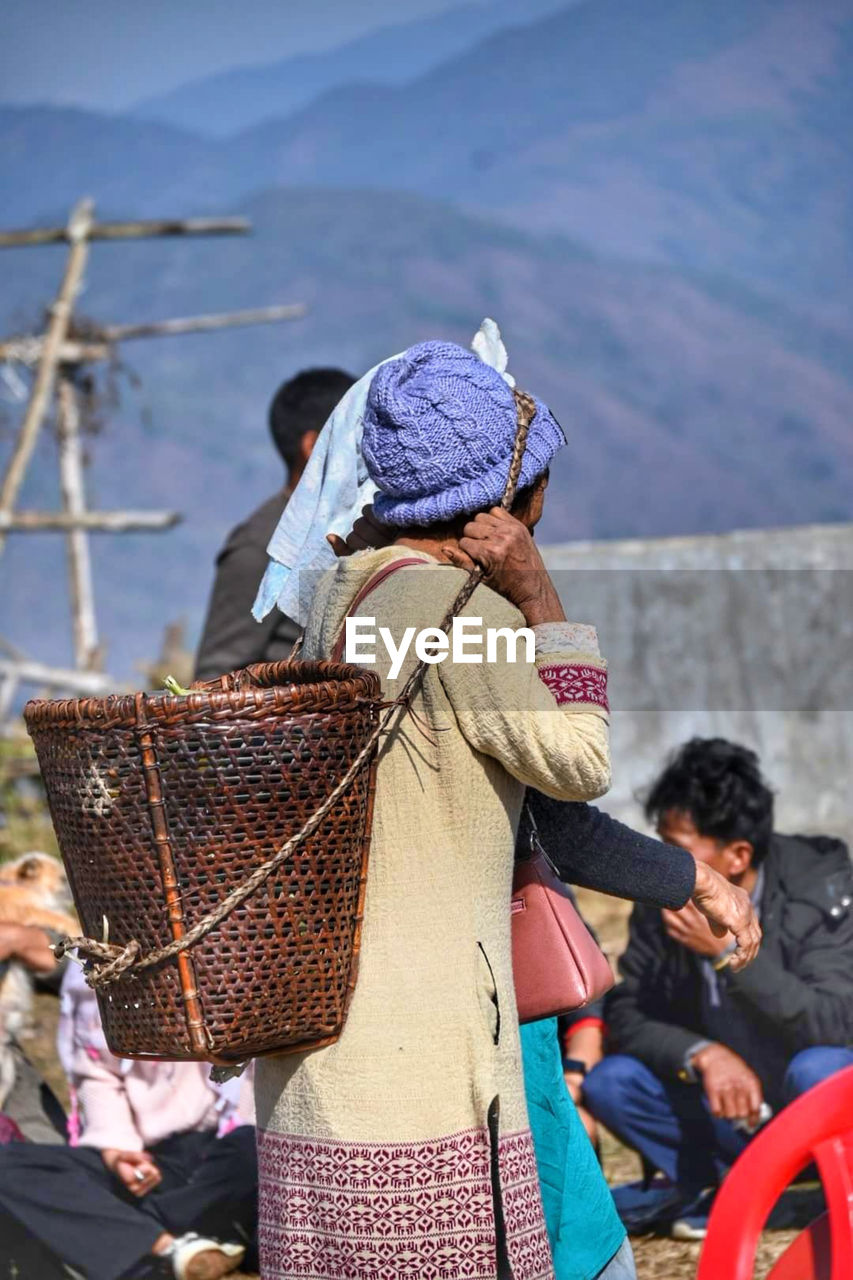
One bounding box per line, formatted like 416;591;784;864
255;547;610;1280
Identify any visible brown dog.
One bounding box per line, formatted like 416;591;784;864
0;851;77;936
0;852;77;1106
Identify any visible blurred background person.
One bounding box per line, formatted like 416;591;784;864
584;738;853;1240
194;367;356;681
0;921;67;1145
517;788;756;1280
0;963;257;1280
0;851;75;1145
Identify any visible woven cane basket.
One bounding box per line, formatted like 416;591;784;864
24;661;381;1064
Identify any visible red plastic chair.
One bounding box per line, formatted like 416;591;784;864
697;1065;853;1280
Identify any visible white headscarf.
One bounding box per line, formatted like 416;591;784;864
252;320;513;629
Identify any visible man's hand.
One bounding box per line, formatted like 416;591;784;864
564;1022;603;1143
444;508;566;625
0;923;25;963
562;1070;599;1143
662;901;736;958
0;923;57;974
102;1148;162;1197
691;1043;764;1126
688;861;762;971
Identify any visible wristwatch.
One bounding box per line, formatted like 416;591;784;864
561;1057;588;1076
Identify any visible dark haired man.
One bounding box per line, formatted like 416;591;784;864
584;738;853;1238
194;368;355;681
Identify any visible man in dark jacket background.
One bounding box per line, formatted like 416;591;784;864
194;367;355;682
584;737;853;1238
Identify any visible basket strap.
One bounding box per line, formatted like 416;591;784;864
56;391;538;992
330;557;427;664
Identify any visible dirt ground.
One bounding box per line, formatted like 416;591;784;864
22;890;809;1280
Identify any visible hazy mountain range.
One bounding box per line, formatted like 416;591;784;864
1;0;851;676
3;0;851;294
133;0;572;136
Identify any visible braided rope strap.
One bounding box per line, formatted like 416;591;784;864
58;389;537;988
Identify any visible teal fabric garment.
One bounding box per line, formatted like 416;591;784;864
521;1018;626;1280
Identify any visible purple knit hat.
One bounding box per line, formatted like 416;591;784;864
361;340;565;526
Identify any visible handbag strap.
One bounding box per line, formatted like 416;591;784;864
331;557;426;663
521;799;561;875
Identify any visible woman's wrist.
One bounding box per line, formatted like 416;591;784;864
691;858;712;900
515;581;566;626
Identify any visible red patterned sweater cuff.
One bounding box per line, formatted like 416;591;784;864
537;660;609;713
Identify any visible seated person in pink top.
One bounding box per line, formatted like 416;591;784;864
0;964;256;1280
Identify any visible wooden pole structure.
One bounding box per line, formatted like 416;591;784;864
56;370;100;670
0;198;94;554
0;638;26;726
102;303;306;343
0;199;307;713
0;306;304;369
0;657;113;696
0;674;19;726
0;216;250;249
0;339;110;365
0;510;179;532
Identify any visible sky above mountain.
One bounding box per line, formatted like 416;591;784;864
4;0;848;301
0;0;468;110
1;0;851;677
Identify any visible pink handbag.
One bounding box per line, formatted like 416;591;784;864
512;808;614;1024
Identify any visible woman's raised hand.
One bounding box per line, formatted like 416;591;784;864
690;861;762;971
326;504;393;557
442;508;566;626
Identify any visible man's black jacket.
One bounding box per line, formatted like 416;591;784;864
605;833;853;1104
194;491;299;681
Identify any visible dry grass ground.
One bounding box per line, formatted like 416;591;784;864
21;891;813;1280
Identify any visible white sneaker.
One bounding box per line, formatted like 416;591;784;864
670;1216;708;1241
169;1234;245;1280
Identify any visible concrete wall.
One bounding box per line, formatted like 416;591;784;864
542;523;853;847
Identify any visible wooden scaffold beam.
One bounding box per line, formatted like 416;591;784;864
0;657;114;696
56;371;99;670
0;216;250;249
0;198;94;554
0;510;180;532
102;303;306;343
0;306;305;369
0;196;307;714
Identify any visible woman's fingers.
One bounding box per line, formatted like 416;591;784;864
461;516;503;541
326;504;392;558
692;863;761;970
730;917;762;971
458;536;492;564
326;533;348;557
443;544;479;571
350;506;392;550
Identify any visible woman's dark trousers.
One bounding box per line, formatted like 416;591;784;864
0;1125;258;1280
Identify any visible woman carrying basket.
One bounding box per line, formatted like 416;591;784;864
252;335;617;1280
